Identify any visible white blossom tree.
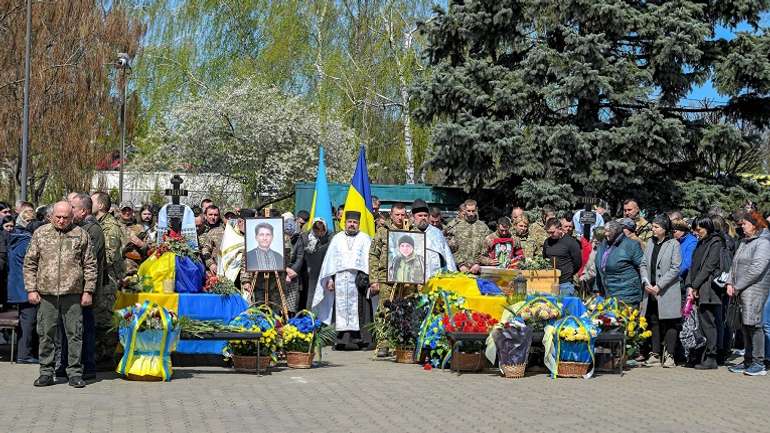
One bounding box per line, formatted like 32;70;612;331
132;78;357;205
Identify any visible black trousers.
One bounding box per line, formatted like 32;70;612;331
16;302;39;361
698;303;720;359
645;297;680;356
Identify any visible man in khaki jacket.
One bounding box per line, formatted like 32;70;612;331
24;201;97;388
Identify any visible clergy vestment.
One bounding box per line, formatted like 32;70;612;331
423;224;457;280
312;230;372;349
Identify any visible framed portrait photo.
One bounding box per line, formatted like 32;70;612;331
244;217;285;272
386;230;426;285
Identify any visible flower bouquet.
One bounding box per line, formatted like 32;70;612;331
375;298;420;363
115;301;180;381
203;275;239;295
443;310;498;372
545;315;599;378
225;305;281;373
282;310;336;368
414;288;466;369
492;319;533;379
619;305;651;359
510;296;561;331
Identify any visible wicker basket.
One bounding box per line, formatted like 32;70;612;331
232;355;271;373
286;351;314;369
557;361;590;378
453;351;484;372
394;348;415;364
126;373;163;382
500;363;526;379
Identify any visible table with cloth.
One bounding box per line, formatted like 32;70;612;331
422;274;586;320
114;292;249;355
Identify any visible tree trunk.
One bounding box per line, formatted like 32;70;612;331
400;31;415;184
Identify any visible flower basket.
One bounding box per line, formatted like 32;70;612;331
233;354;271;373
394;347;415;364
556;361;591;378
115;302;180;382
501;363;526;379
453;351;484;372
286;351;314;369
283;310;330;369
493;321;533;379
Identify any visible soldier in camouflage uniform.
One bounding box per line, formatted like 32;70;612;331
92;192;125;363
511;215;540;260
200;223;225;276
55;193;106;379
443;203;465;253
118;201;145;275
622;199;653;244
527;206;556;260
448;200;490;274
369;202;416;356
24;201;97;388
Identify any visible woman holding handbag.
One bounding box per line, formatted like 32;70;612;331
639;215;681;367
684;216;725;369
726;211;770;376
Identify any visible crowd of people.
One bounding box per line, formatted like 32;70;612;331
1;193;770;388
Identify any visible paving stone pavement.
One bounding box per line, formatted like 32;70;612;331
0;350;768;433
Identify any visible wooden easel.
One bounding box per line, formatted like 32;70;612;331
389;282;418;301
249;207;290;321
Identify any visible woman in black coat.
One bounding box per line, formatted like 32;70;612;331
684;216;725;369
300;219;332;310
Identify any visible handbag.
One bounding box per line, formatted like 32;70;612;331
725;295;742;330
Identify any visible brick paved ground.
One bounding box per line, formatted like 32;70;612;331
0;349;768;433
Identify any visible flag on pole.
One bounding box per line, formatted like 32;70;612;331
341;145;376;237
304;146;334;231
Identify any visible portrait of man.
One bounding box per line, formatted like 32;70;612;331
245;218;284;272
387;230;426;284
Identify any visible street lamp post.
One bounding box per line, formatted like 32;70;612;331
115;53;131;203
20;0;32;202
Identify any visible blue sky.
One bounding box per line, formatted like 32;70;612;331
686;14;769;105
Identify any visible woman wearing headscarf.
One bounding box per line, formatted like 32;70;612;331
726;211;770;376
594;220;644;306
300;218;332;310
684;216;725;369
640;215;681;367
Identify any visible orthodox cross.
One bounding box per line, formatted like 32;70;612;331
164;175;188;233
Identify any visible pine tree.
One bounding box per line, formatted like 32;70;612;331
413;1;770;210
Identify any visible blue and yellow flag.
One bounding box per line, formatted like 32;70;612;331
341;145;376;237
305;146;334;231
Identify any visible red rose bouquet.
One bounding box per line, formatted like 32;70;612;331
443;311;498;334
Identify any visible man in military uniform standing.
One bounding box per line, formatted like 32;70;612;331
24;201;97;388
200;205;225;276
622;198;652;244
118;201;145;275
369;202;415;357
92;192;124;363
56;193;106;379
527;205;555;259
443;202;465;252
449;199;490;274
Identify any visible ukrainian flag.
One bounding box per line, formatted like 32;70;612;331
341;145;376;237
305;146;334;231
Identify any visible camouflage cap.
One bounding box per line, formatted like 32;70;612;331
119;201;134;210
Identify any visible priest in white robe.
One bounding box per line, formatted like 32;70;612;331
411;199;457;280
312;211;374;350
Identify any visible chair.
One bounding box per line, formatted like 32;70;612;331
0;308;20;363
